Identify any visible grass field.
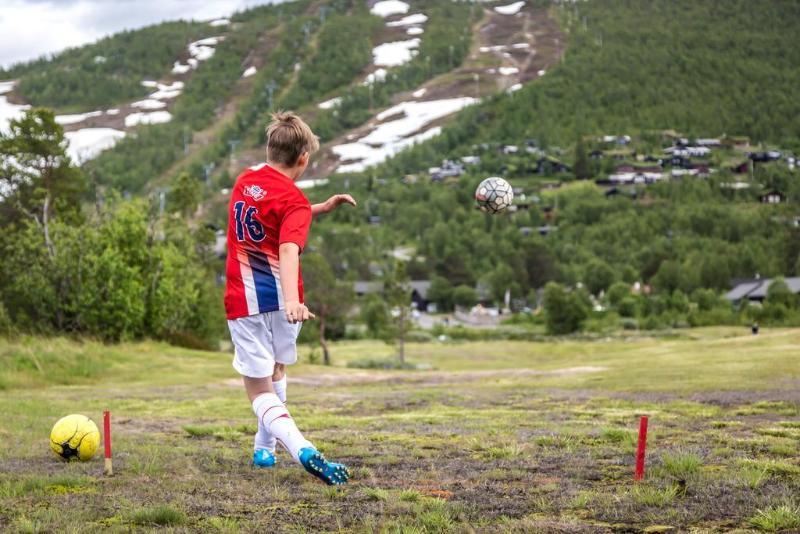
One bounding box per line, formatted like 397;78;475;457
1;328;799;532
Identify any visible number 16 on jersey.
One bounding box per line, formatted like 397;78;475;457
233;201;266;242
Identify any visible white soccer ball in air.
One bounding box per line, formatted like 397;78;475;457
475;177;514;213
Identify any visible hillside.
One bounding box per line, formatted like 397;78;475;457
1;0;800;343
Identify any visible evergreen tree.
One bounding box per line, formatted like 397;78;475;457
573;135;590;180
169;172;201;218
0;109;85;257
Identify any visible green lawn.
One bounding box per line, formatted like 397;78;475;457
1;328;799;532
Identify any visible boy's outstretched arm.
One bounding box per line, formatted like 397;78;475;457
279;242;315;324
311;194;357;218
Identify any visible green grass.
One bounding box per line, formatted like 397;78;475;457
183;424;245;440
748;505;800;532
129;505;186;526
599;427;637;446
0;328;798;531
661;452;703;479
4;327;800;392
363;487;390;502
738;459;800;478
630;484;679;507
738;465;769;489
0;473;92;498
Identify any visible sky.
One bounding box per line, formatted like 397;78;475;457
0;0;282;68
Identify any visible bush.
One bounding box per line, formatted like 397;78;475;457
452;285;478;308
606;282;632;307
0;198;224;344
583;312;622;334
543;282;589;335
617;297;639;318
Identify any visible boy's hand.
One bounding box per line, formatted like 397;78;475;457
323;194;357;213
285;301;315;324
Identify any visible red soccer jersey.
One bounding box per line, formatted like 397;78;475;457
224;163;312;319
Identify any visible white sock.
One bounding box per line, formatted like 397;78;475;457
254;422;276;452
273;376;287;403
252;393;313;463
253;377;287;452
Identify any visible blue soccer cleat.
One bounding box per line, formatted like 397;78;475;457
252;448;276;468
298;447;350;485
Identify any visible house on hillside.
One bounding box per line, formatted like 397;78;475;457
535;156;570;175
428;159;464;181
608;167;663;184
601;135;631;145
696;138;722;147
665;155;691;168
353;280;432;311
410;281;431;310
726;277;800;305
759;190;785;204
721;135;750;148
749;151;782;163
537;225;556;236
665;146;711;157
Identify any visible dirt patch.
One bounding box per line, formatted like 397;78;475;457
222;366;607;388
404;366;608;387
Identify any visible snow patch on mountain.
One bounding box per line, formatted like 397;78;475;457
370;1;409;17
296;178;329;190
373;39;419;67
131;99;166;110
125;111;172;127
498;67;519;75
318;96;342;110
55;110;103;125
0;81;31;133
149;81;184;100
495;2;525;15
386;13;428;27
65;128;126;163
332;97;477;173
363;68;387;85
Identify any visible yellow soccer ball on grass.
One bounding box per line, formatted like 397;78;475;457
50;414;100;461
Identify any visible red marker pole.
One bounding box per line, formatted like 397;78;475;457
103;410;113;476
634;415;648;481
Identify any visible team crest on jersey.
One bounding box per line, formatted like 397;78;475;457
243;185;266;201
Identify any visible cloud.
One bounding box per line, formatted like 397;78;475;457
0;0;281;69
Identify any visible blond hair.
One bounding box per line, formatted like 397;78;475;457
265;111;320;166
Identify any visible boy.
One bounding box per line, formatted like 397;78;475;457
224;111;356;485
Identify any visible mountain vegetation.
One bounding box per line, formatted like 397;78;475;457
2;0;800;342
1;22;211;111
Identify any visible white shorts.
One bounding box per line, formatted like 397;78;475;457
227;310;302;378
